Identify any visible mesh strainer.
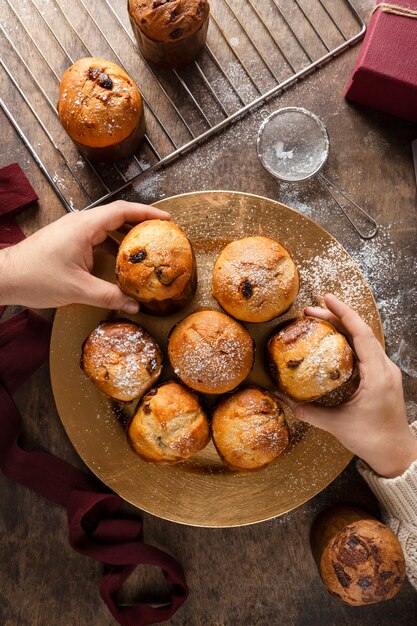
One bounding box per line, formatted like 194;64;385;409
257;107;378;239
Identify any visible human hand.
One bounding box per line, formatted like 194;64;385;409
0;200;171;313
278;294;417;478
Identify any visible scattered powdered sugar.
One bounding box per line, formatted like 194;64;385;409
348;225;417;375
298;240;372;317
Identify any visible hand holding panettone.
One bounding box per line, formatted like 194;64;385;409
278;294;417;479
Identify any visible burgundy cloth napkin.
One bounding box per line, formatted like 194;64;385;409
0;164;188;625
0;163;38;214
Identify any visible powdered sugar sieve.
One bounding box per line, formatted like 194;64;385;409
257;107;378;239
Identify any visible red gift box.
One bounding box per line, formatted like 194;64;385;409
345;1;417;122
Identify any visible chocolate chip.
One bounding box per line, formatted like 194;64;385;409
169;9;178;20
170;27;184;39
347;535;360;547
88;67;101;81
380;571;393;580
143;403;152;414
146;358;158;374
240;279;253;299
98;72;113;89
287;359;303;368
330;369;340;380
333;563;352;588
155;266;164;281
152;0;173;8
129;249;147;263
196;0;206;17
357;578;372;588
88;68;113;89
155;266;175;285
104;370;110;381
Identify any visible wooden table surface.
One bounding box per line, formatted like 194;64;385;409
1;1;417;624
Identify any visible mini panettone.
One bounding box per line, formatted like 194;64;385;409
267;317;354;403
127;381;210;463
116;219;197;316
80;320;162;402
128;0;210;68
212;236;299;323
57;57;145;162
168;310;255;394
311;505;406;606
211;386;289;470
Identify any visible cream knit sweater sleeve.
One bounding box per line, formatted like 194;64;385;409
357;421;417;590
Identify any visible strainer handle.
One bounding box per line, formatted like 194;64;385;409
319;173;378;240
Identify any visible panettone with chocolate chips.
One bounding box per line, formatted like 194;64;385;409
212;236;299;323
57;57;145;162
80;320;162;402
311;505;406;606
128;381;210;463
168;309;254;394
128;0;210;67
211;386;289;470
267;316;354;403
116;219;197;316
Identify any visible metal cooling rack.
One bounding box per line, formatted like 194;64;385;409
0;0;365;212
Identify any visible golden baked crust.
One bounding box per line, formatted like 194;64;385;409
58;57;143;148
80;320;162;402
212;386;289;470
128;381;210;463
128;0;209;43
267;317;354;403
168;310;254;394
320;519;406;605
116;220;197;315
212;236;299;323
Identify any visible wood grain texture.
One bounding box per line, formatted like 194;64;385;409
1;0;417;624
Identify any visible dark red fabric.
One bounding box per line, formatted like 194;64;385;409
0;163;38;214
345;0;417;122
0;164;188;625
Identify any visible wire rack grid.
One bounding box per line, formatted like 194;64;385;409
0;0;365;212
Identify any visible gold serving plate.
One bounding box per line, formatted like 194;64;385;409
50;191;383;528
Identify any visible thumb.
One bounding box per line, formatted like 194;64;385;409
294;402;340;430
78;274;140;314
273;390;340;430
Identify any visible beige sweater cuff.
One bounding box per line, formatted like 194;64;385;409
357;421;417;590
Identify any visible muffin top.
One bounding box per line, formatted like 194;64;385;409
81;320;162;402
320;519;406;605
168;310;254;394
128;0;209;43
212;236;299;322
116;220;195;306
128;381;210;463
58;58;143;148
212;387;289;470
268;317;354;403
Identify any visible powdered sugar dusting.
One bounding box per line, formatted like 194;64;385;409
84;323;161;400
170;314;253;393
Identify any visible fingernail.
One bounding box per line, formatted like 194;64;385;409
123;300;140;314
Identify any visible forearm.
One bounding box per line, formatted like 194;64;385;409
357;422;417;590
0;245;21;306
